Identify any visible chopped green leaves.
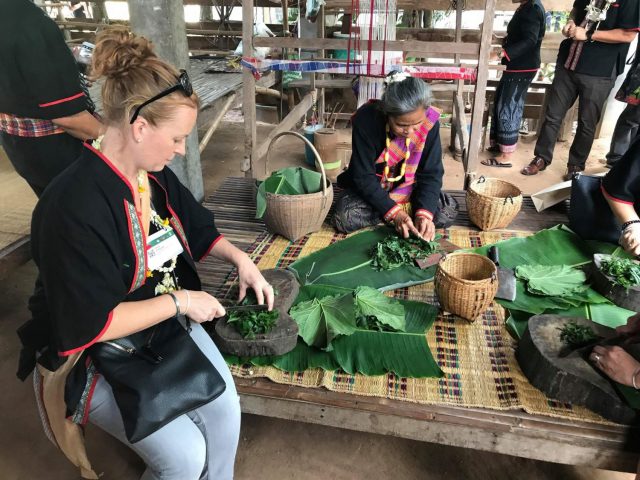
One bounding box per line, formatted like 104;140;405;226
558;321;599;347
515;265;587;296
600;257;640;289
289;293;357;350
371;234;441;271
227;309;279;339
354;286;406;332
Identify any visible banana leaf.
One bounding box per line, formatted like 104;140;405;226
227;284;443;378
288;226;436;291
474;226;623;315
256;167;322;218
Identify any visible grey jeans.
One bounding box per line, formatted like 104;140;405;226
534;65;616;168
88;322;241;480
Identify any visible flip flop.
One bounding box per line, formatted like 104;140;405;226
481;158;512;168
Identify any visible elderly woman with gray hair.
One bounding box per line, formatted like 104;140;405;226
333;73;455;238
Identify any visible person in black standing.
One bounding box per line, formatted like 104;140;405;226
521;0;639;180
603;42;640;168
0;0;102;197
483;0;546;168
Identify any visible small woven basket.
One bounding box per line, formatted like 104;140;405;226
262;131;333;242
466;176;522;230
435;253;498;322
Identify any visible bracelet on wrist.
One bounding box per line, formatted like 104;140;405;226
168;291;181;316
622;219;640;231
632;367;640;390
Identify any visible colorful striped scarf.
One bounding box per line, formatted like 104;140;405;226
375;107;440;204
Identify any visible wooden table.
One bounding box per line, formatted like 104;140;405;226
201;177;639;474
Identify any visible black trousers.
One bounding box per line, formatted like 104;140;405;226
605;103;640;166
534;65;615;168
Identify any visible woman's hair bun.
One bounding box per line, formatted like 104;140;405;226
91;27;157;80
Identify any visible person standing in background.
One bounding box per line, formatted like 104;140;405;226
603;42;640;168
520;0;639;181
0;0;102;197
483;0;546;168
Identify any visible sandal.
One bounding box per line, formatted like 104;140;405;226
481;158;512;168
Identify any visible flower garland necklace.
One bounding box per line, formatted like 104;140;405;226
93;135;180;295
384;124;411;183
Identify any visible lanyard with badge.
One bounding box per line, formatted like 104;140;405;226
146;203;184;295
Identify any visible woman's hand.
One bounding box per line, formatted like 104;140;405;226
590;345;640;387
562;20;576;38
393;210;421;239
236;255;275;310
619;223;640;256
175;290;226;323
415;216;436;241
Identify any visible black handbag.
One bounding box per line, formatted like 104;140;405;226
89;316;226;443
568;173;621;244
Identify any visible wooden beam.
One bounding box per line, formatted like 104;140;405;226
254;37;480;55
252;91;316;177
463;0;496;185
199;93;237;154
242;0;257;176
323;0;573;10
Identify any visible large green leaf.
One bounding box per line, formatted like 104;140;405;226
515;265;587;296
354;286;406;331
474;226;622;315
288;226;436;291
228;284;443;378
290;293;357;350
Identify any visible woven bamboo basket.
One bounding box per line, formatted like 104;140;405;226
262;131;333;242
466;176;522;230
435;253;498;322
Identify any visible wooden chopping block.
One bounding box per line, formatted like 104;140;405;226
209;269;299;357
517;314;638;424
590;254;640;312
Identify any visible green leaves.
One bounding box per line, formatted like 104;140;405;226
289;293;357;350
228;284;443;378
370;234;441;271
515;265;587;296
227;309;279;339
288;226;436;291
354;286;406;332
600;257;640;289
558;321;599;347
255;167;323;218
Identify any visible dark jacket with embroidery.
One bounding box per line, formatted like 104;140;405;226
18;144;221;396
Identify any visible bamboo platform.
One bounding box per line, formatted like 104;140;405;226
197;176;638;473
198;176;569;294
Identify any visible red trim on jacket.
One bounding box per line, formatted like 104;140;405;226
502;49;511;62
59;311;115;356
199;235;224;262
601;184;635;205
123;199;147;292
384;204;401;222
415;208;434;220
84;142;137;202
504;68;539;73
38;92;85;108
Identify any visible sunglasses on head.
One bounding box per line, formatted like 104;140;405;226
129;69;193;124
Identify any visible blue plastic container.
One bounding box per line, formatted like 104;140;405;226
302;124;324;166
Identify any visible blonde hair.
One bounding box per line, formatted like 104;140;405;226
91;27;199;126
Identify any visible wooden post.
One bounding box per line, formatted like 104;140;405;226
242;0;258;176
464;0;495;186
317;5;326;124
92;1;109;22
128;0;205;200
449;3;464;157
